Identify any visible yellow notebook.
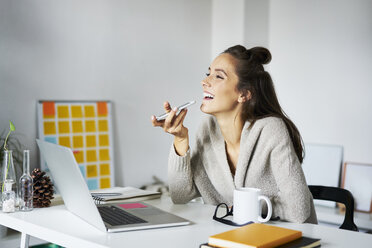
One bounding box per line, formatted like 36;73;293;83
208;223;302;248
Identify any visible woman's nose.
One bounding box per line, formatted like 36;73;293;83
201;78;210;87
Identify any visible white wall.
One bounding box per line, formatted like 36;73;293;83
268;0;372;163
211;0;245;59
244;0;269;48
0;0;210;187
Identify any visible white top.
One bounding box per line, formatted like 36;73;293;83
168;116;317;223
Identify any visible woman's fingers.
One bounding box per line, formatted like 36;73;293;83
151;101;172;127
163;107;177;131
173;109;187;128
164;101;172;113
151;102;188;137
151;115;163;127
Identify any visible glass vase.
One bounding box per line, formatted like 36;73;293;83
2;180;16;213
19;150;33;211
1;150;18;209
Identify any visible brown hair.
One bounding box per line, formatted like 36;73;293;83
223;45;304;163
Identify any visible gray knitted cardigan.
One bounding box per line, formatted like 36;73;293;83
168;116;317;224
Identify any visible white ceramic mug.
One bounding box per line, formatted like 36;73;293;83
233;187;272;224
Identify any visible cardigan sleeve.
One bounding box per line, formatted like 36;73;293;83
168;145;201;204
265;119;313;223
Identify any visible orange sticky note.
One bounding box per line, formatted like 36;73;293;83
97;102;108;116
43;102;55;118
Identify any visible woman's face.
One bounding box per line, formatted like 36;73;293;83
200;53;243;116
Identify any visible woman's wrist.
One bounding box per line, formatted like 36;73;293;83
174;129;189;156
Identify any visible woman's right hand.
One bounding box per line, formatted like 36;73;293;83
151;101;189;156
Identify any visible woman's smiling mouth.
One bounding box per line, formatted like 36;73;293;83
203;92;214;100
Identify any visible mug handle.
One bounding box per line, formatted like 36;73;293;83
257;195;272;223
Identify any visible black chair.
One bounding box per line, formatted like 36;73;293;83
309;185;359;231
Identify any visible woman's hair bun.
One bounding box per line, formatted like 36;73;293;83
249;47;271;65
223;45;272;65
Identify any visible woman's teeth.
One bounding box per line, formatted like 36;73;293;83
203;92;214;99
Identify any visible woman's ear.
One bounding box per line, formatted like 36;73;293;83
238;90;252;103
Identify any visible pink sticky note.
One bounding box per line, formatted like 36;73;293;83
119;203;148;209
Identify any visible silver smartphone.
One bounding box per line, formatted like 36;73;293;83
155;100;196;121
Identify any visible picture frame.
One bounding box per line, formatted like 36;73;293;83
37;100;115;190
341;162;372;213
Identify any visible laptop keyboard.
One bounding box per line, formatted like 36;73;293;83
97;206;148;226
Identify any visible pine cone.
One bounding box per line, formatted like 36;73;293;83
32;168;54;208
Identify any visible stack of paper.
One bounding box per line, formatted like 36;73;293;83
90;186;161;204
51;187;161;206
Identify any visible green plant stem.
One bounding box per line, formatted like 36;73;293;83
3;130;11;150
1;152;11;193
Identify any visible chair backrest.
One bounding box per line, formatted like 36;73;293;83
309;185;359;231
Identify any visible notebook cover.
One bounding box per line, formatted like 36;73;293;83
208;223;302;248
276;236;321;248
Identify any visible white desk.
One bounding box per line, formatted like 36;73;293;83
0;196;371;248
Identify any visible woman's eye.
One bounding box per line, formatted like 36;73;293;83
206;73;210;76
216;75;224;79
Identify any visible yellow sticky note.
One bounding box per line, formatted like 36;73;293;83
85;120;96;132
72;121;83;133
86;135;96;147
44;122;56;135
71;106;83;118
86;150;97;162
73;136;83;148
100;163;110;176
59;136;71;147
84;105;95;117
58;121;70;134
87;165;98;178
98;120;108;132
73;150;84;163
100;177;111;189
99;149;110;161
99;134;109;146
57;105;69;118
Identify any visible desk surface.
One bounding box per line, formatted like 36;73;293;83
1;196;371;248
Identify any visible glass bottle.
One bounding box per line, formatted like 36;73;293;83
19;150;33;211
1;150;17;196
2;180;15;213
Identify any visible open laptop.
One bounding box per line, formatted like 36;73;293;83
36;139;190;232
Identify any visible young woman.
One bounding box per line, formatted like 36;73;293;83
151;45;317;224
